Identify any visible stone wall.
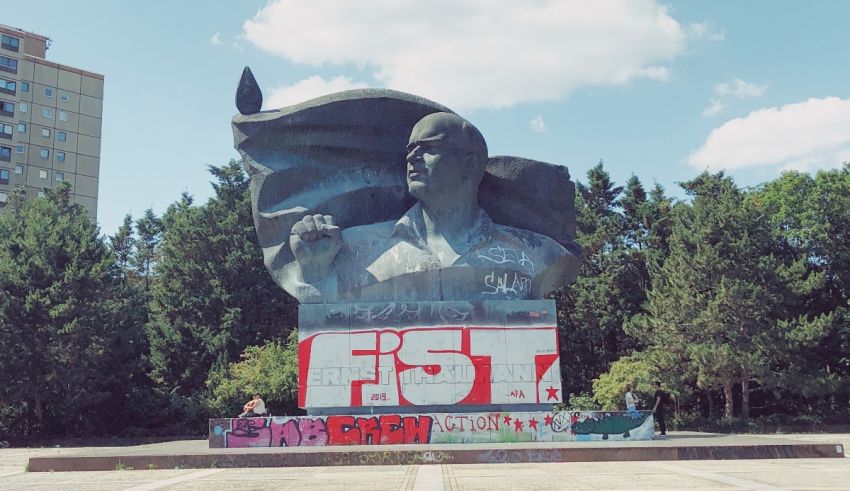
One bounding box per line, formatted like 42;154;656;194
209;410;654;448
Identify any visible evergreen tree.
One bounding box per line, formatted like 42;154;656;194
755;165;850;414
133;209;163;294
0;184;142;435
145;161;298;413
630;172;830;418
556;162;645;395
110;214;134;281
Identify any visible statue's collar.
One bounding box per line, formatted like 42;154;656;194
392;203;495;253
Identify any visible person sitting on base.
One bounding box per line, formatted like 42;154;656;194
239;393;267;418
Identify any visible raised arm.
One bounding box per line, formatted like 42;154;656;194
289;214;342;284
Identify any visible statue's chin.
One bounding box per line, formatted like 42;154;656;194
408;183;427;200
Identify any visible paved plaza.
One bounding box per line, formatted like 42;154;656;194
0;433;847;490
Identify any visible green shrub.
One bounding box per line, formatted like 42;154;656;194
205;331;300;417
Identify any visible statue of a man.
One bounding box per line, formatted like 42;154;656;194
285;112;578;303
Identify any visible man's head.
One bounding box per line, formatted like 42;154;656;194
626;383;633;391
405;112;488;203
653;381;661;389
252;393;262;400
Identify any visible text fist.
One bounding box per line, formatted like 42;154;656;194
290;214;342;283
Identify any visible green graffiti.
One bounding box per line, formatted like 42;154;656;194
571;413;650;440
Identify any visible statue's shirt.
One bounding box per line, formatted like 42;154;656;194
318;204;577;302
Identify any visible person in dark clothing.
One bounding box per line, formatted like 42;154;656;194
652;380;668;438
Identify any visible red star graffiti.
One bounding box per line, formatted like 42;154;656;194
528;417;538;431
514;418;524;431
544;414;553;426
545;385;560;401
503;414;512;425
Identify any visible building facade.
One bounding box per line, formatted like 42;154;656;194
0;24;103;219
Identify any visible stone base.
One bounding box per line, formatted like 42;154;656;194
209;410;654;448
26;434;845;472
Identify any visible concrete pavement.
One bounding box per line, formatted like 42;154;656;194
0;433;847;490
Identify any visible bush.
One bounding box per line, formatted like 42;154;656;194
565;392;601;411
205;331;300;417
591;354;658;410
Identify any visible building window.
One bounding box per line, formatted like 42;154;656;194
0;100;13;115
59;90;69;102
18;102;27;113
44;87;53;98
58;110;68;122
0;146;10;161
1;34;20;52
21;81;29;92
56;151;65;162
16;122;26;133
57;130;66;141
37;191;45;197
0;123;11;138
39;149;49;159
15;144;23;154
0;192;7;205
42;107;53;119
0;78;14;95
0;168;9;184
55;171;64;182
0;55;17;73
41;128;50;138
38;169;47;179
14;164;23;174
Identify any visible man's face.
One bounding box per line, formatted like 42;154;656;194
405;116;469;201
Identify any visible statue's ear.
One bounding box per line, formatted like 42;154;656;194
463;149;479;172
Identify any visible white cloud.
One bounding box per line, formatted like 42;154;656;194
530;115;547;133
242;0;689;110
701;99;724;118
715;79;766;99
689;97;850;172
701;78;766;118
265;75;369;109
686;22;725;42
210;32;222;46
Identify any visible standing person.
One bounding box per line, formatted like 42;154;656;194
239;393;267;418
625;383;639;412
652;381;668;438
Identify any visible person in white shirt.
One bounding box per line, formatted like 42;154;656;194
239;393;267;418
625;383;639;411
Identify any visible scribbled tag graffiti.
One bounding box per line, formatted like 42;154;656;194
297;300;562;409
208;411;655;448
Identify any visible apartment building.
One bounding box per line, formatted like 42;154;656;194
0;24;103;219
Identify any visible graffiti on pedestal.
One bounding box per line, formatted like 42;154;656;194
298;325;561;409
209;410;654;448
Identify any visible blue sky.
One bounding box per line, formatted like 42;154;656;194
6;1;850;236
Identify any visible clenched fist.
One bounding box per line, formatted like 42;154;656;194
290;214;342;283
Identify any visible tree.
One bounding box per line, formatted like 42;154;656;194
754;165;850;414
145;161;298;411
0;184;143;435
133;208;163;294
630;172;830;419
555;162;647;395
110;214;134;281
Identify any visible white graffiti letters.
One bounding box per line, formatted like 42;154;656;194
300;326;561;408
483;271;531;298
